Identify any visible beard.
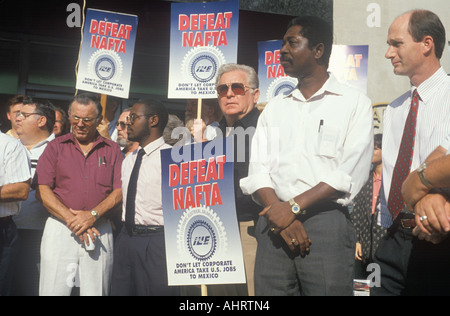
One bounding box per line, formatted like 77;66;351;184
117;136;128;147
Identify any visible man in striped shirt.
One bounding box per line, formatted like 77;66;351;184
372;10;450;296
0;131;31;296
12;98;55;296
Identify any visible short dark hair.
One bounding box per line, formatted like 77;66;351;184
7;94;27;110
374;133;382;150
136;99;169;133
70;93;103;116
287;16;333;68
408;10;446;59
23;98;56;134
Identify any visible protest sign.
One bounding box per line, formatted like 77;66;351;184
328;45;369;93
161;138;246;286
75;9;138;99
257;40;297;103
168;0;239;99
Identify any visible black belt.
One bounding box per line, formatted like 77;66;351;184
298;201;349;221
0;216;12;223
127;224;164;235
391;212;417;231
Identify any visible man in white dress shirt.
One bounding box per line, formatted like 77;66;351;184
372;10;450;296
0;131;31;295
240;16;374;296
111;99;178;296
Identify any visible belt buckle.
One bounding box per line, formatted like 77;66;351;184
131;226;143;235
400;218;415;229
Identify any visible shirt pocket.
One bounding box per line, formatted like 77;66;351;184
96;165;114;188
318;124;340;158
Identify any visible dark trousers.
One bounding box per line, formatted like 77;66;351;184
12;229;43;296
111;226;179;296
254;209;356;296
372;225;450;296
0;217;19;296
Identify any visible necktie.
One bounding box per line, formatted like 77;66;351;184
125;148;146;234
387;89;419;221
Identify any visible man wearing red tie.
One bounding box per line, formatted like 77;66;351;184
373;10;450;296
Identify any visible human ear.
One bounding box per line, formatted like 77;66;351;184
314;43;325;59
422;35;434;57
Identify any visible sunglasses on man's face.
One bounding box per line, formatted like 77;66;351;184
216;83;252;98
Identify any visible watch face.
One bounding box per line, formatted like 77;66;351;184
292;205;300;214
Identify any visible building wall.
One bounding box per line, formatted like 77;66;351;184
334;0;450;105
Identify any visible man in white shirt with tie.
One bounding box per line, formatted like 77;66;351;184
240;16;374;296
372;10;450;296
111;99;178;296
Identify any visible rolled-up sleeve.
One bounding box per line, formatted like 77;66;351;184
321;93;374;202
240;110;274;196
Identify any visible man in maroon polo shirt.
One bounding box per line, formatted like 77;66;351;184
35;93;123;296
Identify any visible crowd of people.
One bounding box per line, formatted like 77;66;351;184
0;10;449;296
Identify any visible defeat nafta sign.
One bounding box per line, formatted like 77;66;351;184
76;9;138;99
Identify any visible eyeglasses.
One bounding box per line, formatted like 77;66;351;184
115;121;127;129
126;113;155;125
70;115;98;125
216;83;252;98
16;112;41;119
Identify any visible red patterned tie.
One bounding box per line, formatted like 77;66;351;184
387;89;419;221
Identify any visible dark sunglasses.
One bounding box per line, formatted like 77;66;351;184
216;83;252;98
115;121;127;129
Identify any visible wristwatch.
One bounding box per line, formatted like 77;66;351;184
417;162;433;189
289;198;305;216
90;210;99;220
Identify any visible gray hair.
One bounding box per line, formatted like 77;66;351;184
215;63;259;90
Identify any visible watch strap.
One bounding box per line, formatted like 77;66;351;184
418;162;433;189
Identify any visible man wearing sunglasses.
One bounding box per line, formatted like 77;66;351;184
115;107;139;157
240;16;374;296
204;63;261;297
35;93;123;296
111;99;178;296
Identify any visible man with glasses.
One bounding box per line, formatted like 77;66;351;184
111;99;178;296
240;16;374;295
115;107;138;157
12;98;55;295
35;93;123;296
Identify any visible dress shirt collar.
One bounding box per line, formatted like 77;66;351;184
139;136;166;156
287;73;344;102
28;133;55;151
412;67;448;104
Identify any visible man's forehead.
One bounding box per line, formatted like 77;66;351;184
284;25;304;38
70;101;97;114
22;104;36;111
131;103;146;113
119;111;130;120
9;103;23;112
